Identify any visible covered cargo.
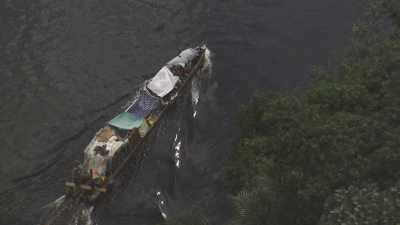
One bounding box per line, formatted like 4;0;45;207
167;48;199;69
127;89;161;117
108;112;144;130
147;67;179;98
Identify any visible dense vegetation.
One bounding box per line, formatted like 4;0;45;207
225;0;400;225
162;0;400;224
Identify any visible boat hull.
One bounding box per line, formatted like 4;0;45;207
64;45;208;205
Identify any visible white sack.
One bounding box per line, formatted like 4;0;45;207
147;66;179;97
167;48;198;68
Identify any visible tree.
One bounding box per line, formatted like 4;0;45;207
320;184;400;225
225;1;400;224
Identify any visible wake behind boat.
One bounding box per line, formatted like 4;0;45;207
64;45;210;204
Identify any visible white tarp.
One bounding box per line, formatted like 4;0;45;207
167;48;198;68
147;66;179;98
167;56;186;67
179;48;197;59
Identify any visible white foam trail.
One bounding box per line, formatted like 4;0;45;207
83;206;94;225
174;142;181;168
172;129;182;168
43;195;66;209
191;47;213;119
201;47;213;76
41;197;95;225
70;205;95;225
155;191;168;219
191;78;200;119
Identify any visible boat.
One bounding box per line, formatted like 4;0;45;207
64;45;209;204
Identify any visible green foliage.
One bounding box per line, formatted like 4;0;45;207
225;1;400;225
319;184;400;225
231;188;283;225
382;0;400;27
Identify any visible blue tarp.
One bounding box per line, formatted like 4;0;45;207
108;112;144;130
127;90;160;118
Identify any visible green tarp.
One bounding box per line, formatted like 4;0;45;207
108;112;144;130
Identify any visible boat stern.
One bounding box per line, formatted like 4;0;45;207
64;181;107;203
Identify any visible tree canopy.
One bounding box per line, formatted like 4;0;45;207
225;0;400;224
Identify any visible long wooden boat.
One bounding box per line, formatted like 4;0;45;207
64;45;208;204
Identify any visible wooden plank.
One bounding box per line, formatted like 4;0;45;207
65;182;76;187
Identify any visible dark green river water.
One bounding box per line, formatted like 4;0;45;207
0;0;360;224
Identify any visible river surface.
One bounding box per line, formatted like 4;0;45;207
0;1;360;224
